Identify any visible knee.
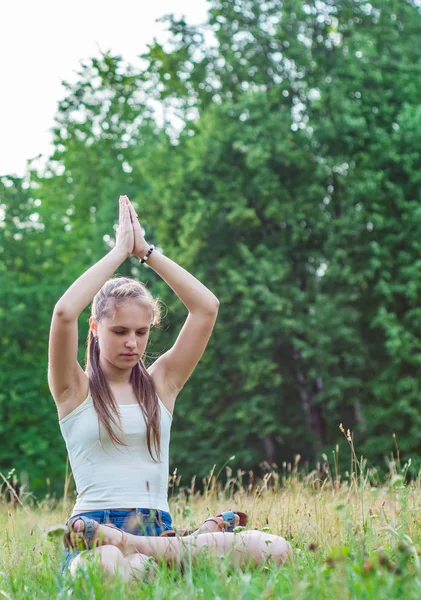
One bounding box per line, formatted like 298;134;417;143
276;539;293;564
247;531;293;566
99;545;126;575
267;536;293;565
69;546;126;578
69;553;86;577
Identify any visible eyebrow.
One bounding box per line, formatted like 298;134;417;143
110;326;149;330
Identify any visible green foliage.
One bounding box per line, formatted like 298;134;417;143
140;0;421;477
0;177;66;489
2;0;421;491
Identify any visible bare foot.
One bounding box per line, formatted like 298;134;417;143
67;517;131;554
194;513;243;534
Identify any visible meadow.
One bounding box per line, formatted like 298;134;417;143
1;441;420;599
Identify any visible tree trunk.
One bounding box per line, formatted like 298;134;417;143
263;435;276;465
292;346;325;456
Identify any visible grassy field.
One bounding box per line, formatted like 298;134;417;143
1;448;421;599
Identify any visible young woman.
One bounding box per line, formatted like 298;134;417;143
49;196;291;581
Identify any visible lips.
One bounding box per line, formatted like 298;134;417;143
121;353;137;358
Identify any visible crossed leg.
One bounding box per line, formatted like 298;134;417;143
68;512;245;582
68;518;292;582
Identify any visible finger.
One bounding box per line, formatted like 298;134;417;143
126;199;137;225
124;201;132;226
121;200;127;224
128;201;137;223
119;205;126;232
126;199;135;223
122;197;131;221
119;195;124;224
128;200;140;224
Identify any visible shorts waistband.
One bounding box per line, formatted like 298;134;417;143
67;507;172;524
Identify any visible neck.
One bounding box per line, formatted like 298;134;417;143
99;356;132;385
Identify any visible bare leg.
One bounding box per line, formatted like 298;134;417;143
70;519;292;567
137;531;292;567
126;552;157;582
69;545;156;583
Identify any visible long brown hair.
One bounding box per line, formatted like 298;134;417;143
86;277;162;461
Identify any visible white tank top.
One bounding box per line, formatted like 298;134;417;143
59;391;172;512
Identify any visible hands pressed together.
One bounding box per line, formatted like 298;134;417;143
115;195;150;259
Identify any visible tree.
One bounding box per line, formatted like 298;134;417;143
139;0;421;475
3;0;421;493
0;176;68;491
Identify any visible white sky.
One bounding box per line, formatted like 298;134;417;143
0;0;209;177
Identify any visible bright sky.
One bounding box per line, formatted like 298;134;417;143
0;0;209;177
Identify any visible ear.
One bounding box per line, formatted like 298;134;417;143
89;316;98;337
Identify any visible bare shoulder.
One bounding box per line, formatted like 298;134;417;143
147;361;178;415
52;370;90;421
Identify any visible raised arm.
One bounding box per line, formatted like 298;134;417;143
126;198;219;411
48;198;133;404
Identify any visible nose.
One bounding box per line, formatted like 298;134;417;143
125;334;137;350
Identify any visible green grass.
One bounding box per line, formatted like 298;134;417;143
1;451;421;599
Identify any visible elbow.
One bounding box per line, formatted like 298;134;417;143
53;302;77;322
191;294;220;317
206;295;220;315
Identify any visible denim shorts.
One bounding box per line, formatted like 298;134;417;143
63;508;173;571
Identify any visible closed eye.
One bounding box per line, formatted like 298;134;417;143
112;329;148;335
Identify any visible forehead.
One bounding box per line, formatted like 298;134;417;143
103;299;151;327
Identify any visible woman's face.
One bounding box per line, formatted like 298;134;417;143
92;299;151;370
